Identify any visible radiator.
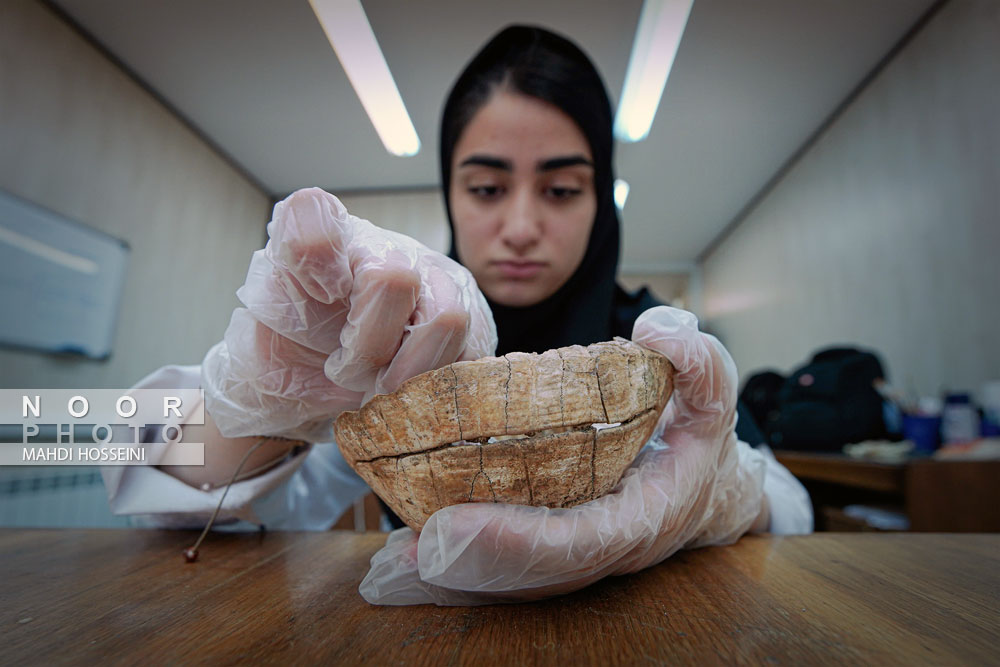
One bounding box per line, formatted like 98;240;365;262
0;466;128;528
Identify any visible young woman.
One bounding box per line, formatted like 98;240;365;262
103;26;810;605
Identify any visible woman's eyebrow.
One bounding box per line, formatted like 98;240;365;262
537;155;594;172
458;155;512;170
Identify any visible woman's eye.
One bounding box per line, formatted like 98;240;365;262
468;185;503;199
545;186;582;201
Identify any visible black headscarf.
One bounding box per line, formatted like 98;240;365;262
440;25;660;356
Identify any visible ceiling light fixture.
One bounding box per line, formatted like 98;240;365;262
614;179;630;210
614;0;695;143
308;0;420;156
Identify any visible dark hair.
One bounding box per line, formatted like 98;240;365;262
439;25;624;356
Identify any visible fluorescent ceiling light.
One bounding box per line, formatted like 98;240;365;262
614;0;695;142
308;0;420;156
614;179;630;210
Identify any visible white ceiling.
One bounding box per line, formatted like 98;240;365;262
51;0;935;268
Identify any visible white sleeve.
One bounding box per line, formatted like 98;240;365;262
757;444;814;534
100;364;372;531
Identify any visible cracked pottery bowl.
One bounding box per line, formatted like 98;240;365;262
334;338;675;530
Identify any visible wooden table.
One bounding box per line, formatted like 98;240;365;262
2;530;998;665
775;451;1000;531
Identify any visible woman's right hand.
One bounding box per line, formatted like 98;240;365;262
202;187;497;443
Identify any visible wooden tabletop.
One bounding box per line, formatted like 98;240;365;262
2;530;998;665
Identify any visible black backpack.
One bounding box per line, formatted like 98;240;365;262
770;347;887;451
739;370;787;443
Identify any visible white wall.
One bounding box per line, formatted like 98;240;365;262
0;1;271;389
701;0;1000;398
336;188;449;254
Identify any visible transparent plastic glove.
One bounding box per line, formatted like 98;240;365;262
359;306;766;605
202;187;497;442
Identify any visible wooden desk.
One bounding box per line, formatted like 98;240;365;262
773;451;905;493
775;452;1000;531
2;530;998;664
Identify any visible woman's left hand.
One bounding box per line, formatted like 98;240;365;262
359;306;768;605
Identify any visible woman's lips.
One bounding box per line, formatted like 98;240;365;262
493;260;546;279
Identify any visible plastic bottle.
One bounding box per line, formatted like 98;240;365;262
980;381;1000;436
941;393;979;444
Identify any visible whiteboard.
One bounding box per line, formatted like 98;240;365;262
0;190;129;359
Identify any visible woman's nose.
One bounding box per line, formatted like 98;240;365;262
500;190;542;253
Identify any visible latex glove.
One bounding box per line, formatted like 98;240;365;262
359;306;767;605
202;187;497;442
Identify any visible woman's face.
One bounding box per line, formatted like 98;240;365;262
450;90;597;307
